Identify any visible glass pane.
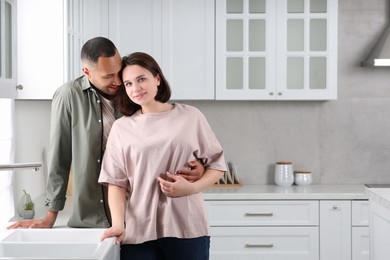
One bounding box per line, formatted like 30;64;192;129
287;19;304;51
287;57;304;89
310;19;327;51
249;57;265;89
310;57;326;89
5;2;12;79
311;0;327;13
249;0;266;13
249;20;265;51
227;20;243;51
226;57;243;89
227;0;243;13
288;0;304;13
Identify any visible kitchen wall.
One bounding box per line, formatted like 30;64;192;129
13;0;390;201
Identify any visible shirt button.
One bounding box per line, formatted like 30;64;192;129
97;159;101;163
98;119;102;123
100;199;103;203
97;100;100;103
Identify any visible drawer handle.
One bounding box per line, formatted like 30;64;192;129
245;243;274;248
245;213;274;217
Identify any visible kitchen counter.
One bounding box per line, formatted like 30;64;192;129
204;184;368;200
366;187;390;210
5;184;368;229
7;194;73;228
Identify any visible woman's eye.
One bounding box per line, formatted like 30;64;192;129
124;82;132;87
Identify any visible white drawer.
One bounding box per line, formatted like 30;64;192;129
352;226;370;260
205;200;318;226
210;226;319;260
352;200;369;226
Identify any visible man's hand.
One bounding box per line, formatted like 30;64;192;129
7;211;57;229
176;160;205;182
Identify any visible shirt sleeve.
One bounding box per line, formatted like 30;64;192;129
45;85;73;211
191;107;227;172
99;123;129;189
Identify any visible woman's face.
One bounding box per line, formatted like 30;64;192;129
122;65;160;106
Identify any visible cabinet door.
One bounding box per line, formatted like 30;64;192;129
320;200;351;260
161;0;214;100
369;200;390;260
216;0;277;100
108;0;162;61
0;0;17;98
17;0;65;99
216;0;338;100
276;0;338;100
66;0;109;81
110;0;214;100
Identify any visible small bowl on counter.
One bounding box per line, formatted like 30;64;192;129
294;170;313;186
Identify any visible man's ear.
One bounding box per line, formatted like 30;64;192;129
82;66;90;78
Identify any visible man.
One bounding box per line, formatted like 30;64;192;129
8;37;204;229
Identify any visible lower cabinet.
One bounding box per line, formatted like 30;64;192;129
320;200;352;259
205;199;369;260
352;200;370;260
369;198;390;260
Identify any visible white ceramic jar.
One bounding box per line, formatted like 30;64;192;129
274;162;294;187
294;171;313;186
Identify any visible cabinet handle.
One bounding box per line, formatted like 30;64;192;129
16;84;23;90
278;92;282;95
245;243;274;248
332;205;340;210
245;212;273;217
269;92;274;95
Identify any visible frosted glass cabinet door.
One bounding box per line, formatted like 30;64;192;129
216;0;338;100
276;0;338;100
216;0;277;100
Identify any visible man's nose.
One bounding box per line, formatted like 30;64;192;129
112;74;122;86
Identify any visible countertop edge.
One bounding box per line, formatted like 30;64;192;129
204;184;368;200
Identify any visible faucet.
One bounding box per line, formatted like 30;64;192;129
0;162;42;171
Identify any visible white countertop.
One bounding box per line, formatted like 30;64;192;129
366;187;390;210
5;184;368;231
7;194;73;228
204;184;368;200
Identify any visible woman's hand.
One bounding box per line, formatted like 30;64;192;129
100;226;125;245
157;172;196;197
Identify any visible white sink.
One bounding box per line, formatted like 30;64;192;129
0;229;119;260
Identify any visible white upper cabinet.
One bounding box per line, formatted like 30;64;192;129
16;0;65;99
0;0;17;98
109;0;214;100
216;0;338;100
67;0;109;81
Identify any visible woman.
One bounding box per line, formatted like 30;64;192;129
98;52;226;260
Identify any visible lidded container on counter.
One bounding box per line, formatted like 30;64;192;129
274;162;294;187
294;170;312;186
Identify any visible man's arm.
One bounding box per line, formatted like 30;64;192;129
157;169;224;197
